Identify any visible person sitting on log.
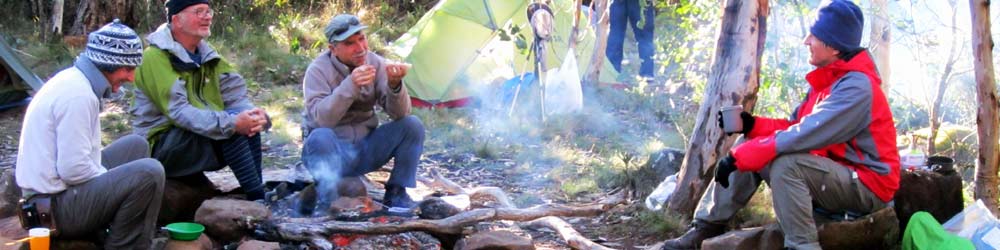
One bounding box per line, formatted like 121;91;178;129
15;20;165;249
660;1;900;250
131;0;270;200
301;13;425;210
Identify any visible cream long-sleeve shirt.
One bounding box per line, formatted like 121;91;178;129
15;62;107;195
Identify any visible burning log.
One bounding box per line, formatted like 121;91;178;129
257;202;618;238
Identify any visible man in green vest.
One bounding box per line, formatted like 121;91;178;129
131;0;270;200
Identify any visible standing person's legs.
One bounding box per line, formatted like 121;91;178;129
353;115;425;188
628;0;656;78
102;134;149;169
760;154;886;250
606;0;628;72
54;159;165;250
217;134;265;200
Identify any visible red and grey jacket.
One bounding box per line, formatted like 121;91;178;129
730;50;900;202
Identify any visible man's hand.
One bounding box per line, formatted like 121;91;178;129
351;65;376;87
235;109;267;136
714;155;738;188
386;62;410;90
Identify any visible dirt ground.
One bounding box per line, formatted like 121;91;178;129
0;102;666;249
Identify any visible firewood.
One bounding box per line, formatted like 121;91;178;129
256;202;621;242
525;216;614;250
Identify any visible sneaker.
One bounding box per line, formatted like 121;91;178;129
383;185;417;209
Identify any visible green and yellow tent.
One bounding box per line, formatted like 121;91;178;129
391;0;619;108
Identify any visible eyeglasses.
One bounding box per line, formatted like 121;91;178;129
330;16;361;37
183;8;214;18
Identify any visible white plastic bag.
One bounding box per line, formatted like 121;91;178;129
942;199;1000;249
543;48;583;115
645;173;678;211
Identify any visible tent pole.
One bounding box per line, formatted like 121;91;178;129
509;48;535;118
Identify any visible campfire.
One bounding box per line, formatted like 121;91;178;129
236;168;624;250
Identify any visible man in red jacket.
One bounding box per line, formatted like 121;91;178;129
661;1;899;250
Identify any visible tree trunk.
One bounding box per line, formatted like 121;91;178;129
51;0;65;36
583;0;609;87
970;0;1000;216
927;2;961;157
31;0;50;40
666;0;769;218
870;0;891;95
70;0;140;35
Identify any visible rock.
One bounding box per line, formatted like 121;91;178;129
701;224;783;250
455;231;535;250
337;176;367;198
646;148;685;179
0;168;21;218
207;169;296;194
160;174;220;224
636;148;684;198
236;240;280;250
817;207;899;250
893;169;963;231
151;237;168;250
164;234;213;250
194;198;270;243
0;216;26;240
417;197;460;220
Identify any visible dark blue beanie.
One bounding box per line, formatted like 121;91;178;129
166;0;210;22
810;0;864;53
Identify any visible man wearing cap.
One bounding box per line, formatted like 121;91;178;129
15;20;165;249
660;1;898;249
301;13;424;210
132;0;270;200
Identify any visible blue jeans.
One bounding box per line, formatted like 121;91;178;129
302;115;425;192
606;0;655;78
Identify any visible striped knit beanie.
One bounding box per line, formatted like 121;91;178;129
82;19;143;71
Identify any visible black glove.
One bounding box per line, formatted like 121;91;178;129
714;155;737;188
716;111;756;135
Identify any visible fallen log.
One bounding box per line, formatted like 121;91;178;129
526;216;614;250
420;169;516;209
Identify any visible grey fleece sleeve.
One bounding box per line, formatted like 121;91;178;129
220;72;255;113
304;63;359;128
167;79;237;140
775;72;873;153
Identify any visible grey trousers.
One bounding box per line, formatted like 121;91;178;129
694;153;886;250
53;135;165;250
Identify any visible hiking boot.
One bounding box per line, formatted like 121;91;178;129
383;185;417;209
660;220;726;250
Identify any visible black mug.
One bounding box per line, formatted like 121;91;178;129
926;156;955;175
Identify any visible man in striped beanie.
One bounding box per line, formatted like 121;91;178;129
16;19;165;249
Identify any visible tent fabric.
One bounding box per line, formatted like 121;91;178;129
0;34;43;107
391;0;619;107
903;211;975;250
